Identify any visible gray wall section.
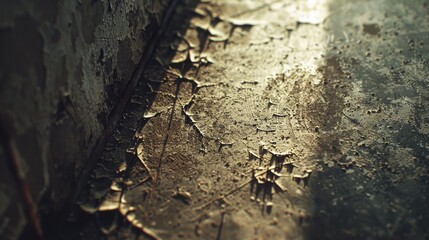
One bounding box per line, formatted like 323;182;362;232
0;0;169;238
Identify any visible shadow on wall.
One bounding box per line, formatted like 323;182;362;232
0;0;171;239
305;0;429;239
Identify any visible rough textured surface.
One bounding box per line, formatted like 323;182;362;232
0;0;169;239
22;0;429;239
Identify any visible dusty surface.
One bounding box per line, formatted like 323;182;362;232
71;0;428;239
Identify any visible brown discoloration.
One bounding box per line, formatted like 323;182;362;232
363;23;381;35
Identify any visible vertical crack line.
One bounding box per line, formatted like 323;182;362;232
72;0;182;203
152;82;181;193
215;212;225;240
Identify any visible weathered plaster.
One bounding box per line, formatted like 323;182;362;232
0;0;169;238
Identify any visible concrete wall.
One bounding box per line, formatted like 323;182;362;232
0;0;169;238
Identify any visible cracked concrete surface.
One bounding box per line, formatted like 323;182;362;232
70;0;428;239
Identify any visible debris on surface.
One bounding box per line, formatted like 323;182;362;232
69;0;429;239
172;187;192;205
